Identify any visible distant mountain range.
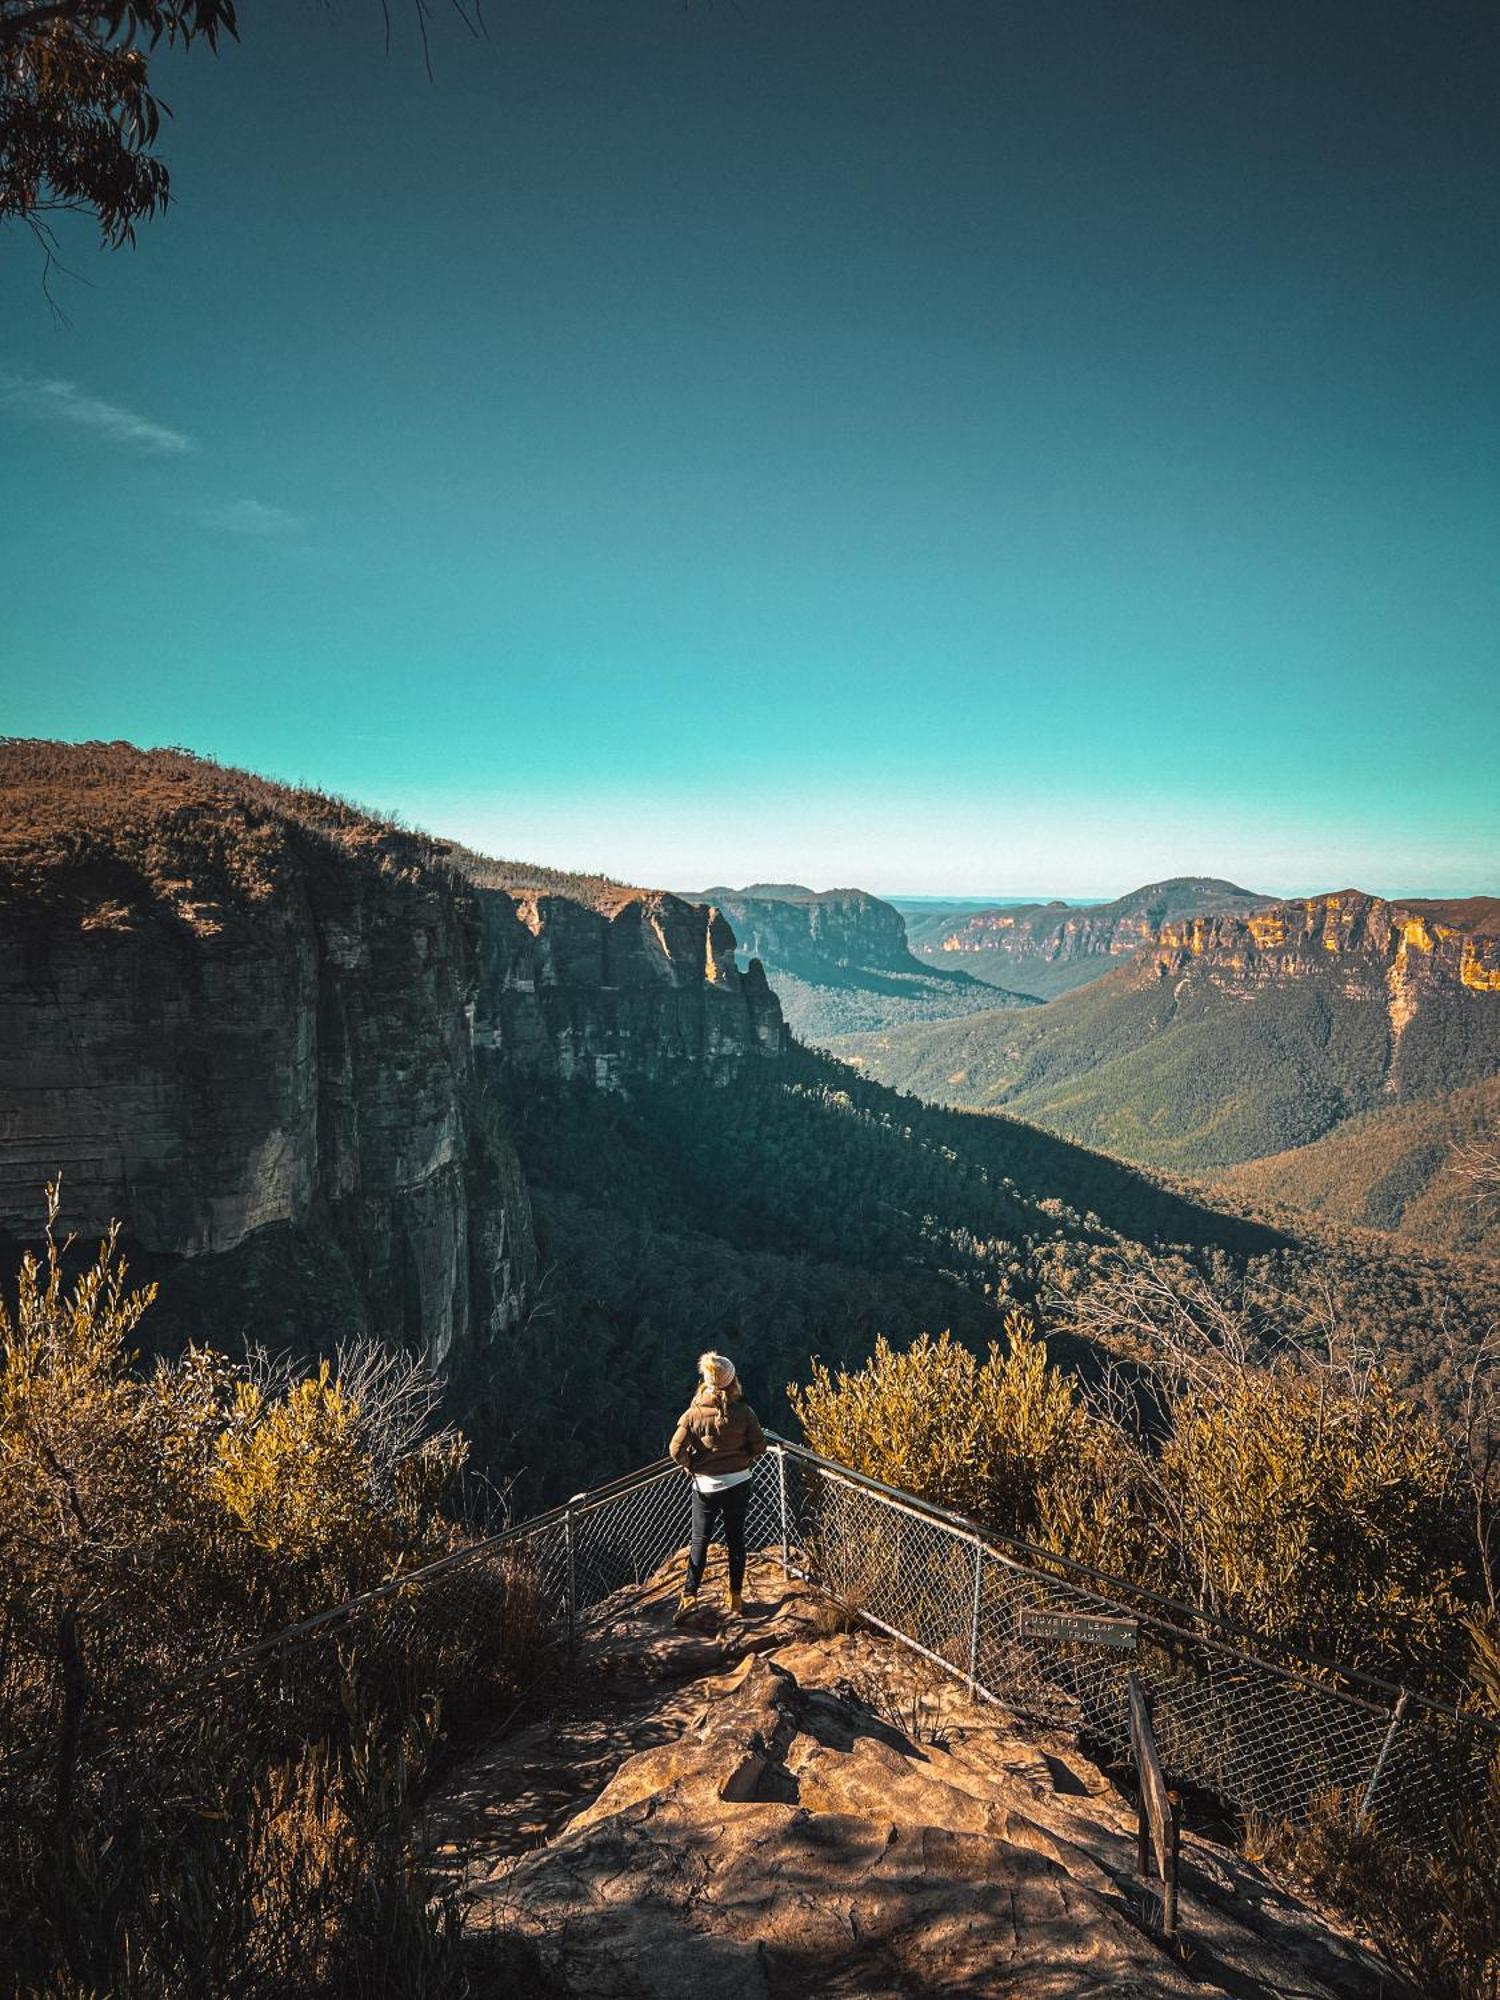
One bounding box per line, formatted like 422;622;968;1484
3;742;1495;1482
904;878;1275;1000
689;883;1039;1042
835;889;1500;1257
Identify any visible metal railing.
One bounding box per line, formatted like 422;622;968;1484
769;1442;1497;1841
52;1438;1495;1850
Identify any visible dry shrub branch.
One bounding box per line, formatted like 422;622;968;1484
791;1264;1500;1997
0;1183;544;1996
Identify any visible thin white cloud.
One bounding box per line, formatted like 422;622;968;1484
0;370;194;454
203;497;302;537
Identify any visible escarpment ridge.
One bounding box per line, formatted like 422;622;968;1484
905;876;1275;1000
691;880;1037;1040
0;741;784;1370
834;888;1500;1193
1153;888;1500;995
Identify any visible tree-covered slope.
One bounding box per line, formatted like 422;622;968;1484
1211;1073;1500;1260
482;1040;1299;1498
484;1034;1500;1506
833;891;1500;1182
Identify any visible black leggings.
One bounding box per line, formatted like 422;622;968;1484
686;1479;750;1595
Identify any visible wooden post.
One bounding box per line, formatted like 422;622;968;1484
1129;1673;1181;1944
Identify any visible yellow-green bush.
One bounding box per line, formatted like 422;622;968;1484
1163;1361;1470;1678
0;1188;538;1996
793;1311;1485;1691
791;1314;1087;1537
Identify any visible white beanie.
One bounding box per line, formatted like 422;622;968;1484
699;1351;736;1390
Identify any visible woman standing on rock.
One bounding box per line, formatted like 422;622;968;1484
669;1352;767;1624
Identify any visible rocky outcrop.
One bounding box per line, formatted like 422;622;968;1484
1156;890;1500;991
0;743;537;1370
698;884;915;976
431;1563;1404;1999
687;883;1033;1042
471;888;785;1087
1154;891;1500;1100
909;879;1273;1000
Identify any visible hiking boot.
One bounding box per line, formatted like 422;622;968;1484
672;1591;698;1626
728;1590;744;1617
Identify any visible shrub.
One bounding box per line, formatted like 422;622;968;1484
1163;1360;1470;1680
792;1281;1487;1696
790;1314;1087;1538
1259;1776;1500;2000
0;1187;539;1996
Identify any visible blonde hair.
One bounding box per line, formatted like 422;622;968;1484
698;1351;737;1394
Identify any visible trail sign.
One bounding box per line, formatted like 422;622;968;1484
1019;1610;1139;1651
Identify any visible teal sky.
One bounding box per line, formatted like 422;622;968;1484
2;0;1497;899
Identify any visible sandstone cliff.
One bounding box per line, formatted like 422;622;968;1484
690;882;1036;1041
0;743;787;1379
0;742;535;1372
1153;891;1500;1105
1156;890;1500;994
906;878;1273;1001
468;884;785;1086
699;883;915;975
432;1561;1404;1999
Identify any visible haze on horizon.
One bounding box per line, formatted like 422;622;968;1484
2;1;1496;901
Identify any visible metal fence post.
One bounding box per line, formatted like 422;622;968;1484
967;1536;983;1694
776;1447;791;1580
564;1493;584;1648
1359;1689;1409;1823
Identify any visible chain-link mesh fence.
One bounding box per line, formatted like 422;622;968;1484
773;1444;1498;1842
8;1439;1493;1884
173;1436;1495;1848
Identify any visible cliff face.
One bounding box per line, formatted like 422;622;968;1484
471;887;786;1086
0;744;790;1379
831;886;1500;1180
688;883;1033;1042
1156;891;1500;992
908;878;1272;1000
1153;891;1500;1099
0;745;533;1371
698;884;913;976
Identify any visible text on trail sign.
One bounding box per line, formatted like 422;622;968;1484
1019;1610;1139;1651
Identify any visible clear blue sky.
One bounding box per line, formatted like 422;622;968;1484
2;0;1497;898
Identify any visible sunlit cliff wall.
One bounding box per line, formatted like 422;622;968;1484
472;888;785;1087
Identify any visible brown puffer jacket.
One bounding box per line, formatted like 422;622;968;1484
669;1384;767;1479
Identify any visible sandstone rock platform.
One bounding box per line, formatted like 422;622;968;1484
423;1556;1406;1999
